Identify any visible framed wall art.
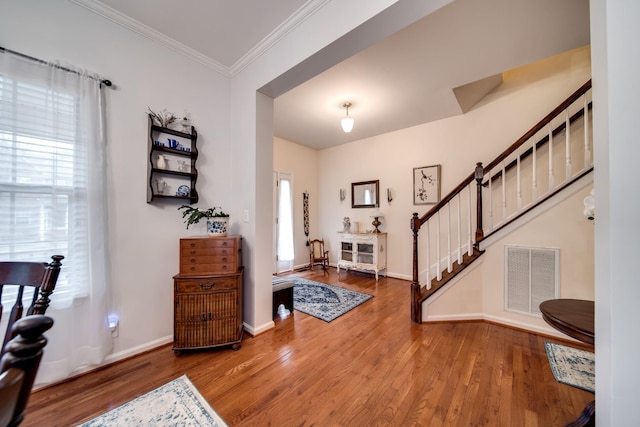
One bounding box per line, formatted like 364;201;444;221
413;164;441;205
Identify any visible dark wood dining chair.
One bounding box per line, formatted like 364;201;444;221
0;315;54;427
309;239;329;271
0;255;64;355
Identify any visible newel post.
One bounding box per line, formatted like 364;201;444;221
410;213;422;323
474;162;484;246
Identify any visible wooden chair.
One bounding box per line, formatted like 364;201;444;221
309;239;329;271
0;315;54;427
0;255;64;355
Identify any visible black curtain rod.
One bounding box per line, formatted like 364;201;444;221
0;46;113;88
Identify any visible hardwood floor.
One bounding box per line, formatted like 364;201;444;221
25;268;594;426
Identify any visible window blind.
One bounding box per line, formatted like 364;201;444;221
0;75;87;300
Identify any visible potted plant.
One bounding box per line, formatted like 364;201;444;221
178;205;230;237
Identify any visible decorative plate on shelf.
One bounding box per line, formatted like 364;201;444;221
176;185;190;197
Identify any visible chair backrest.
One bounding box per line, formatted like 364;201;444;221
0;315;54;427
309;239;326;260
0;255;63;354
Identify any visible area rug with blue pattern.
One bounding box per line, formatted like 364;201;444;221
544;341;595;393
77;374;227;426
292;278;373;322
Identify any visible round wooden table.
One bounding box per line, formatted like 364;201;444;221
539;299;595;427
539;299;594;346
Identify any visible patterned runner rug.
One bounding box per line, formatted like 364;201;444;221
77;374;227;426
544;341;595;393
292;278;373;322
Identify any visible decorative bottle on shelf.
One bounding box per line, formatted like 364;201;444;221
157;154;167;169
155;179;167;195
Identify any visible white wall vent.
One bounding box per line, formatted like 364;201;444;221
504;245;559;316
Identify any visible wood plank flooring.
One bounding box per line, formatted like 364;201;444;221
24;268;594;426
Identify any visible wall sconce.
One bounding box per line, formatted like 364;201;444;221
387;188;393;203
341;102;354;133
339;188;346;202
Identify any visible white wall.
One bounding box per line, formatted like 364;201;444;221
1;0;232;369
274;137;319;270
591;0;640;424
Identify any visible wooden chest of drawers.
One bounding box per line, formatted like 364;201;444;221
173;236;243;354
179;236;241;275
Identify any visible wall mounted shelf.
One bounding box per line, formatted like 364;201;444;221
147;114;199;204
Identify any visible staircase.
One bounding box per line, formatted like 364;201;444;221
410;80;593;323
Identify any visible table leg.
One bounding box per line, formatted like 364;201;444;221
565;400;595;427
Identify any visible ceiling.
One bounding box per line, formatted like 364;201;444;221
87;0;590;150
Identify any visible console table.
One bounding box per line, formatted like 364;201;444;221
539;299;595;427
337;232;386;281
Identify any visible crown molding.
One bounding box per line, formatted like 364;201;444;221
229;0;331;76
70;0;331;79
69;0;231;77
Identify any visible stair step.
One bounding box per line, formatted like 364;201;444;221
420;248;484;302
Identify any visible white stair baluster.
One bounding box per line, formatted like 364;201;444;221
436;211;442;281
548;124;555;190
532;136;538;201
425;220;431;290
565;109;572;180
501;162;507;222
516;148;522;211
447;202;452;273
488;172;493;231
457;193;462;264
584;94;591;167
467;185;473;256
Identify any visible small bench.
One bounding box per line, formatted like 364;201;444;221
272;276;296;318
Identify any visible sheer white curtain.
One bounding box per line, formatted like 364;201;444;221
0;51;112;385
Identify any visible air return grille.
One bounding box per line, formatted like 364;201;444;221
504;245;559;316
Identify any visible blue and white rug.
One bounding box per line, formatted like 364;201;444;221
545;341;595;393
77;374;228;426
293;278;373;322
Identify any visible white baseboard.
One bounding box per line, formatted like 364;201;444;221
424;312;583;343
243;320;274;336
104;335;173;365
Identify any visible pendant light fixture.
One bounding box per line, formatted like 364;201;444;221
341;102;354;133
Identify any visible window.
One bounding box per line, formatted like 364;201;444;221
0;72;87;303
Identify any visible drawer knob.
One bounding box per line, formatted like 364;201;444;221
199;281;215;290
190;258;196;263
222;241;228;246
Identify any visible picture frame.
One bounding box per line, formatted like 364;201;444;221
413;164;441;205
